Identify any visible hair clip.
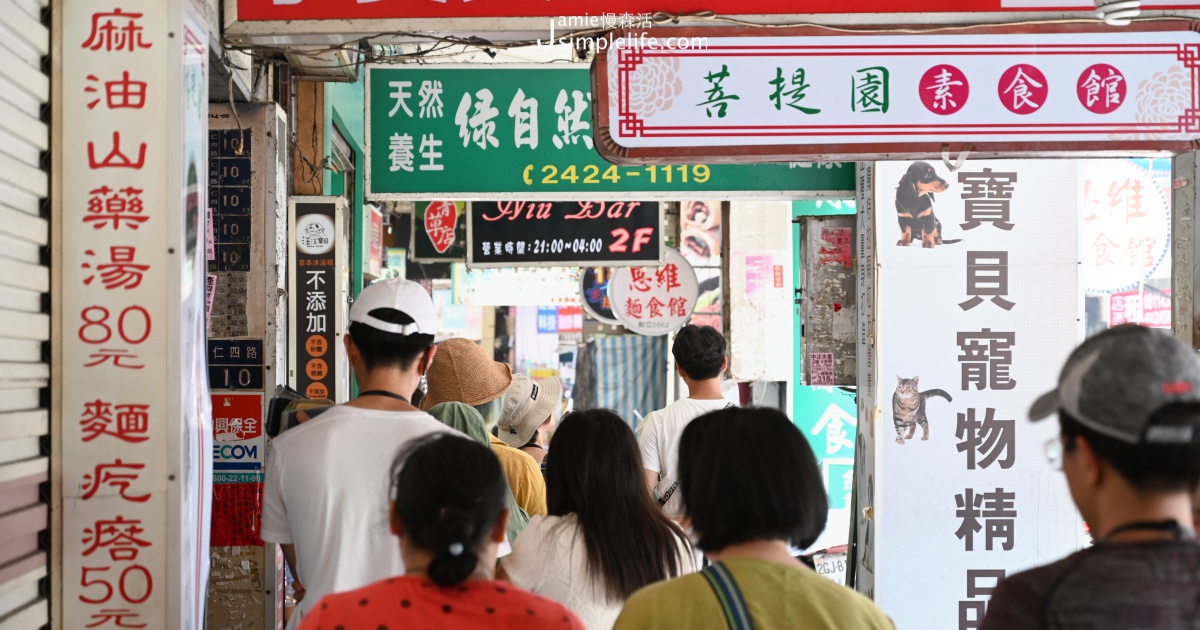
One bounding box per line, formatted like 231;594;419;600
448;542;464;557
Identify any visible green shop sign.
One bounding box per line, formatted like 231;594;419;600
365;65;855;200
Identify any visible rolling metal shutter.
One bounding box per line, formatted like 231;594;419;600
0;0;50;627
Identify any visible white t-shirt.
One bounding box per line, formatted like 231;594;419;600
503;514;697;630
637;398;734;518
261;405;453;630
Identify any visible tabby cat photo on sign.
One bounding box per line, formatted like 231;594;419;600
891;376;952;445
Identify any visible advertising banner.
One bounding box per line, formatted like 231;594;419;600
870;160;1087;627
291;200;339;400
365;65;854;199
454;265;582;307
594;22;1200;163
468;201;661;268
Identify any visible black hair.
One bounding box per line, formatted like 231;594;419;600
678;407;828;553
390;433;507;587
1060;403;1200;493
672;325;726;381
347;308;434;371
546;409;690;602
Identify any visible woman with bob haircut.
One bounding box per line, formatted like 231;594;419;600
503;409;697;629
614;407;893;630
298;433;584;630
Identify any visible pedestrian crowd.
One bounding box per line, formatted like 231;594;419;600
263;279;1200;630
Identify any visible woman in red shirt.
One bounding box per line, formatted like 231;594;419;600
299;433;585;630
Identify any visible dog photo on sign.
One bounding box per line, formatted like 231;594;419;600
894;161;962;249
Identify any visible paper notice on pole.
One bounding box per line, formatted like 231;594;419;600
810;352;836;385
206;274;217;330
207;207;216;261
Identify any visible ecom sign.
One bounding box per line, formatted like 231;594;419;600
212;440;262;472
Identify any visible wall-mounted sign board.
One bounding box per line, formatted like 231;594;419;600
225;0;1200;45
365;65;854;200
468;201;662;268
593;22;1200;163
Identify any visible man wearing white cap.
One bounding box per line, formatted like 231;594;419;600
262;279;453;630
499;374;564;468
981;324;1200;629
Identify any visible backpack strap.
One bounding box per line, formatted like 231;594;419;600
699;561;756;630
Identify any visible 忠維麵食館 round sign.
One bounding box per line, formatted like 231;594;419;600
609;248;698;336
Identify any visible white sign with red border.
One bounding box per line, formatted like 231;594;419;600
595;23;1200;162
60;3;211;628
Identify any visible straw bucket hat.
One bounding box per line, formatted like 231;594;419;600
420;337;513;411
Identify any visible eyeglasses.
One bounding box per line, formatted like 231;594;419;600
1044;435;1064;470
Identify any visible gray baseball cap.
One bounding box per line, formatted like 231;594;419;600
1030;324;1200;444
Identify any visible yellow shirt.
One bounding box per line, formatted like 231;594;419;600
614;557;893;630
489;434;548;516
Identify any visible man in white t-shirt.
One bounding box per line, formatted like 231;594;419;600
638;325;734;519
262;279;453;630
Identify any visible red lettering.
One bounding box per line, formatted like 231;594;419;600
81;459;149;502
625;201;642;218
80;567;114;604
535;203;552;219
480;202;512;222
118;565;153;604
606;202;625;219
82;516;152;561
609;228;630;253
564;202;593;220
632;227;655;254
88;132;147;170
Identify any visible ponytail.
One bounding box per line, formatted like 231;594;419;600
428;507;480;586
391;434;507;587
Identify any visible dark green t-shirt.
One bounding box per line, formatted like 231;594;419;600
981;540;1200;630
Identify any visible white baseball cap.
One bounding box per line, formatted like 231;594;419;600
349;278;438;337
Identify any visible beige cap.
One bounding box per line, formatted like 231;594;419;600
420;338;513;411
498;374;563;449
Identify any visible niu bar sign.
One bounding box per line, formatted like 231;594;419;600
592;21;1200;162
468;201;661;268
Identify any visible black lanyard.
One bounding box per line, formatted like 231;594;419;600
357;390;410;405
1102;519;1194;542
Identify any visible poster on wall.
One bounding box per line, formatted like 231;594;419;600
870;160;1088;628
412;200;467;262
681;200;723;331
